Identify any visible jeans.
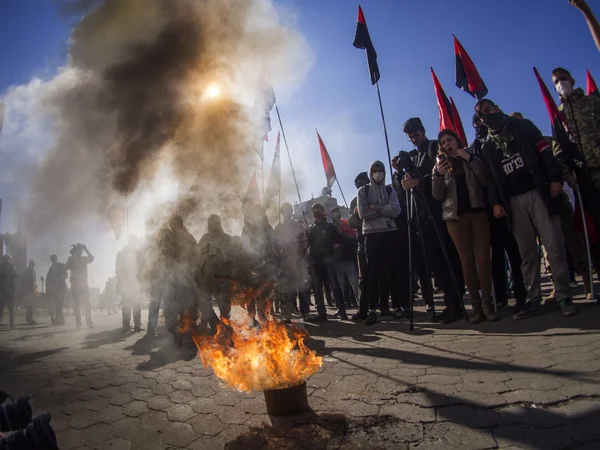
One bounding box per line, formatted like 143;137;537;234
311;258;338;316
334;260;358;309
489;214;526;303
72;283;93;326
510;190;570;303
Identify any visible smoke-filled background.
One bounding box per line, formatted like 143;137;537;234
0;0;312;286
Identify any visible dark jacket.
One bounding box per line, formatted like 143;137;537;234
307;220;340;262
410;139;443;221
479;117;562;222
46;263;68;293
432;151;488;221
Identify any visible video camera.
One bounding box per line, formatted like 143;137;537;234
395;150;420;178
0;392;58;450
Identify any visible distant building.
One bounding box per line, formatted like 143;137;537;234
293;187;350;224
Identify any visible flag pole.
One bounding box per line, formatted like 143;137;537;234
275;104;306;220
335;178;349;208
376;82;394;176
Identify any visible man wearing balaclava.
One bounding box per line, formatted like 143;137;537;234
307;203;343;321
475;98;576;319
399;118;466;324
552;67;600;197
355;161;403;326
472;113;527;312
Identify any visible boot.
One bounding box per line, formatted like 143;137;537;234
439;303;463;324
469;297;484;324
482;298;500;322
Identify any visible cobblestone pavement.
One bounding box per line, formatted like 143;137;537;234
1;284;599;450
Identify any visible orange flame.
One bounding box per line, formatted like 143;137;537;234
182;285;322;392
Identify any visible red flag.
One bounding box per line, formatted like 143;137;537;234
454;35;488;100
316;130;336;190
243;172;261;205
431;68;455;134
252;70;276;160
450;97;467;147
264;132;281;207
586;69;599;97
107;196;127;240
353;5;380;85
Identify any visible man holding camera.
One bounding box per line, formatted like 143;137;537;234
66;243;94;328
399;118;465;324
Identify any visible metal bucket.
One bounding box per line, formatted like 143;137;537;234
263;381;309;416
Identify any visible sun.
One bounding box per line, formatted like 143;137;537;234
205;83;221;99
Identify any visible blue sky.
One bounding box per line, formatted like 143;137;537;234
1;0;598;202
0;0;599;284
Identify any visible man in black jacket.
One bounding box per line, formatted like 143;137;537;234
400;118;465;323
307;203;343;321
476;99;575;319
471;114;527;312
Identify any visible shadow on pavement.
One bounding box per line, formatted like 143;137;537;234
6;347;69;371
82;328;131;349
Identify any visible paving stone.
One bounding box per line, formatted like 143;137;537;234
502;389;567;406
437;405;502;428
166;403;198;422
99;405;125;424
70;411;101;429
380;402;437;423
122;400;149;417
161;422;197;447
147;396;173;411
100;438;131;450
81;423;116;447
109;393;132;407
187;413;227;436
421;421;497;449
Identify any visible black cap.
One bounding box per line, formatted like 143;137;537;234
354;172;369;184
403;117;424;133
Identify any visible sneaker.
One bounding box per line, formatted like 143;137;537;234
559;298;577;317
585;293;593;301
380;309;394;317
470;310;485;324
485;312;500;322
426;304;434;313
339;312;349;321
392;308;409;319
133;325;143;333
365;311;378;326
513;301;541;320
544;290;557;305
496;299;508;310
351;313;367;322
308;314;327;322
302;314;311;322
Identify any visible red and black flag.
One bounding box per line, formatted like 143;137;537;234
431;69;458;136
264;132;281;207
316;130;336;190
533;67;571;147
243;172;261;206
454;35;488;100
586;69;599;97
450;97;467;147
353;5;380;85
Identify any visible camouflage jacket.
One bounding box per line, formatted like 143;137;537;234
559;88;600;171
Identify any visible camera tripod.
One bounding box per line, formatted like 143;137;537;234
405;181;468;331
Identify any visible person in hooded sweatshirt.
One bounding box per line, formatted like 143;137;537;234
355;160;402;325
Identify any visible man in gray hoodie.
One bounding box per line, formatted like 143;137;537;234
355;161;403;325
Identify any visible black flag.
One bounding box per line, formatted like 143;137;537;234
353;5;380;85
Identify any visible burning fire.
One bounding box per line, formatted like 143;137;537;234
182;284;322;392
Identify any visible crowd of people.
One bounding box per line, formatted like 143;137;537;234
0;66;599;350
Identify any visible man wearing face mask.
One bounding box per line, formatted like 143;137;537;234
553;67;600;197
475;98;576;319
356;161;404;325
471;114;527;312
307;203;343;321
400;118;465;324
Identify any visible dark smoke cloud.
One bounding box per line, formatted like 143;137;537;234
0;0;311;283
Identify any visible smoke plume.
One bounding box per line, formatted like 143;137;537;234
0;0;311;282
